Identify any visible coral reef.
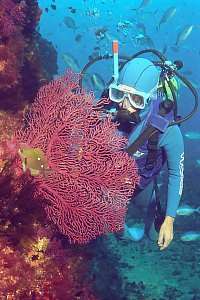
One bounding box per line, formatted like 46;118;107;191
0;0;26;38
0;71;137;297
0;64;138;297
14;71;139;244
0;0;57;111
0;110;98;299
0;1;139;298
0;229;98;299
0;1;102;297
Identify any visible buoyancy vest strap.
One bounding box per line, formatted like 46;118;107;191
145;131;160;170
126;99;174;155
126;126;158;155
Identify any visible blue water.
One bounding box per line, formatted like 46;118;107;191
38;0;200;107
38;0;200;195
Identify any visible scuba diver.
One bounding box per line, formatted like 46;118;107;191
105;57;183;250
80;41;198;250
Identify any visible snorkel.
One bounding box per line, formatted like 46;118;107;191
112;40;119;84
110;40;144;126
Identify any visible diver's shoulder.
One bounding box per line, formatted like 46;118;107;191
166;125;181;133
159;124;183;145
164;124;183;135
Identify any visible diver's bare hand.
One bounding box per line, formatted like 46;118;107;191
158;216;174;250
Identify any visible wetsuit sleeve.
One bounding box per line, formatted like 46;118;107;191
159;125;184;218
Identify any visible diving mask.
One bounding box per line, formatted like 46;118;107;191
109;83;150;109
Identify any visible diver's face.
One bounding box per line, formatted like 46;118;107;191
119;96;139;113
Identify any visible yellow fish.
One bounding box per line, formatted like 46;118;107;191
18;146;51;177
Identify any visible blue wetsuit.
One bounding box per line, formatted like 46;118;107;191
106;95;184;219
128;108;184;218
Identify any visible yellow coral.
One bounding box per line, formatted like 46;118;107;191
0;158;6;173
34;237;49;252
25;249;45;267
24;237;50;267
0;60;6;72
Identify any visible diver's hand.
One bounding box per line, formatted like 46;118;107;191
157;216;174;250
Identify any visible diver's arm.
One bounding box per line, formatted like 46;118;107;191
160;125;184;219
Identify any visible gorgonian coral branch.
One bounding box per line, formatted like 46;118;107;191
15;70;139;244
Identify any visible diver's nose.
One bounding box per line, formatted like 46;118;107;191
122;96;137;113
122;96;130;109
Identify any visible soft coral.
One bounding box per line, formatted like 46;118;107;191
15;71;139;244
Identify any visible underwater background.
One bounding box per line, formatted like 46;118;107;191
0;0;200;299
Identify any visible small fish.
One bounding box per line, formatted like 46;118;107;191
175;25;194;46
176;204;200;216
18;146;51;177
184;131;200;140
135;34;155;48
95;27;107;39
91;73;105;91
136;22;146;35
86;8;100;17
45;8;49;13
180;231;200;242
117;20;133;31
63;16;77;30
135;33;145;40
50;4;56;10
62;53;80;72
196;159;200;166
68;6;77;14
157;7;176;30
75;34;82;42
134;0;151;10
124;224;144;241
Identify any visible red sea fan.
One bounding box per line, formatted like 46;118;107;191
15;71;139;244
